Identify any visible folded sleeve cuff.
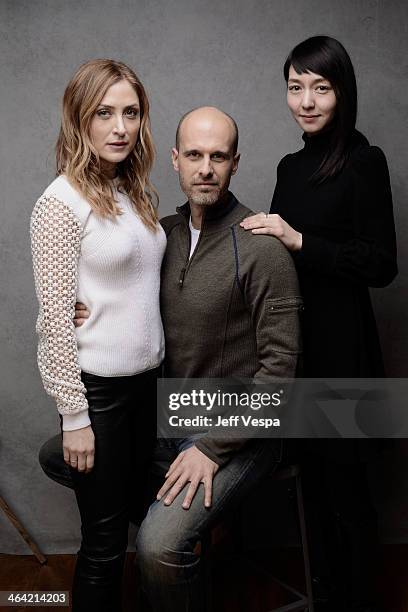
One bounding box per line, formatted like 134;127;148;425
62;411;91;431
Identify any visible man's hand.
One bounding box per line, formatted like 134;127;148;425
157;446;219;509
63;425;95;473
240;213;302;252
74;302;90;327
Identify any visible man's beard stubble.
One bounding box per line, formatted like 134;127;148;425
188;191;221;206
179;176;222;207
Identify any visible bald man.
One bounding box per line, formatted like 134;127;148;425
135;107;302;611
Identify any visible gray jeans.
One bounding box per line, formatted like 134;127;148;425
136;438;278;612
39;434;279;611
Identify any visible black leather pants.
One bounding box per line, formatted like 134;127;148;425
68;368;158;612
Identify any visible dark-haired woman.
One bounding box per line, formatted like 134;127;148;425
241;36;397;612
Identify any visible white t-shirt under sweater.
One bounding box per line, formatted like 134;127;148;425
31;175;166;431
189;216;200;258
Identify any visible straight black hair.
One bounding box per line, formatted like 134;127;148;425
284;36;357;183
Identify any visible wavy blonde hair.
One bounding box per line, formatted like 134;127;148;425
56;59;159;230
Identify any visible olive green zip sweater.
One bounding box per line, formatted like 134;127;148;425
160;192;302;465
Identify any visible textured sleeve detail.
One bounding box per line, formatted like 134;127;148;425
30;194;89;420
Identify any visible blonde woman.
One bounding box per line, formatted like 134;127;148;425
31;60;165;611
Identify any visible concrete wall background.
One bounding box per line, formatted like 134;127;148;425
1;0;407;554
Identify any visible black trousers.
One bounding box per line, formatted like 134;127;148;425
68;369;158;612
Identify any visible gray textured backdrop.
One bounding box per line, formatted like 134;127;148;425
1;0;407;554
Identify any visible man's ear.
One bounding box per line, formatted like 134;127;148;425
171;147;180;172
231;152;240;175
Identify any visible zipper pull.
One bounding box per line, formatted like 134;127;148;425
179;267;186;288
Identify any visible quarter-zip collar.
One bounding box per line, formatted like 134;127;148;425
176;191;243;235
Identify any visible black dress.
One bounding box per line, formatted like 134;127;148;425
270;128;397;379
270;129;397;611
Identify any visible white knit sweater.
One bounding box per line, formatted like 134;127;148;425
31;175;166;431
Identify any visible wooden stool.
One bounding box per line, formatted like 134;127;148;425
206;464;314;612
0;494;47;564
243;464;314;612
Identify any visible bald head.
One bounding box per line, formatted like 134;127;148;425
171;106;240;210
175;106;239;155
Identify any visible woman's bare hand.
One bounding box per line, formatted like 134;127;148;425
240;212;302;251
74;302;90;327
63;425;95;473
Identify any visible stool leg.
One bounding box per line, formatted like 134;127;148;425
295;476;314;612
0;496;47;564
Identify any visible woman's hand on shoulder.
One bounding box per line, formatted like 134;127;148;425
63;425;95;473
240;213;302;252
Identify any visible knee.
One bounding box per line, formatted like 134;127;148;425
136;517;199;581
136;520;166;570
39;435;74;489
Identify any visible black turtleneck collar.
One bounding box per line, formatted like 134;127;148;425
302;128;369;155
302;128;334;153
